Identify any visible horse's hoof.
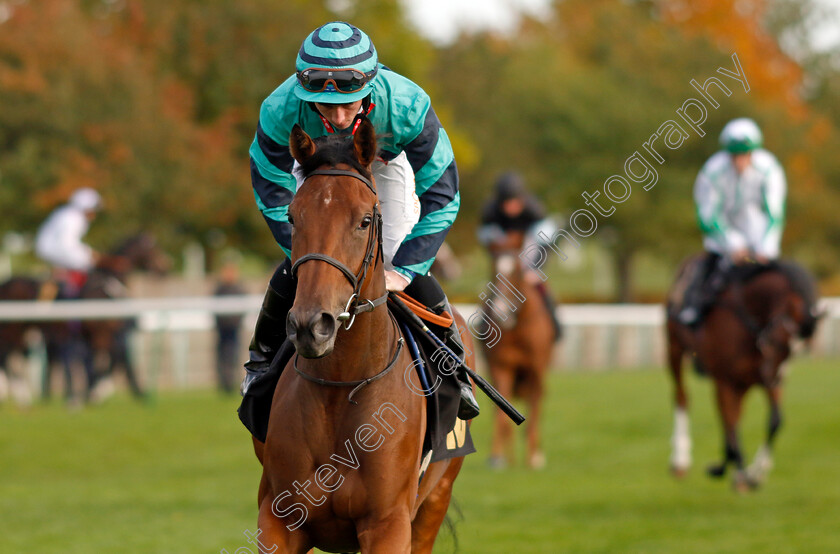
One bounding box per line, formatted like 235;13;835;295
487;456;507;471
732;471;760;493
670;465;689;479
528;451;547;470
706;463;727;479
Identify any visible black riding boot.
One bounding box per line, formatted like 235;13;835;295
404;274;480;420
443;302;481;420
678;253;724;327
240;261;296;396
536;282;563;341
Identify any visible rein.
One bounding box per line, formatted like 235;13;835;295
294;312;405;404
291;169;386;330
719;280;799;354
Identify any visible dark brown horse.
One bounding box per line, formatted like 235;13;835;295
252;120;468;552
480;231;555;470
0;234;169;404
666;254;819;490
79;233;170;401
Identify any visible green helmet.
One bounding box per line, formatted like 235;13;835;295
719;118;763;154
294;22;378;104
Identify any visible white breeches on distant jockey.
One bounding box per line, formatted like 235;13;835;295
293;151;420;268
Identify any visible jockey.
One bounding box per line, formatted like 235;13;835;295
478;171;562;340
244;21;478;418
678;118;787;326
34;187;102;298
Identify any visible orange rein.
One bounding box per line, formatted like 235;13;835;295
394;291;453;328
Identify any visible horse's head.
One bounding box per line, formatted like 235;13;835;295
99;233;171;277
488;230;526;281
286;118;381;358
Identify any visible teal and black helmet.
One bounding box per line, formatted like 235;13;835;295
294;22;378;104
719;118;763;154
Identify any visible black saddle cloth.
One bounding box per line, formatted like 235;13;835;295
237;307;475;464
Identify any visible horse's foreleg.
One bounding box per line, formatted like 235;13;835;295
488;364;515;469
256;494;310;554
667;327;691;476
410;458;463;553
747;384;782;486
115;333;145;400
357;510;412;554
526;373;546;469
708;381;747;487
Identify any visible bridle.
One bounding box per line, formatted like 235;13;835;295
290;168;388;330
289;167;404;402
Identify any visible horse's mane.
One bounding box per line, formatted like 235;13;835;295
298;134;374;181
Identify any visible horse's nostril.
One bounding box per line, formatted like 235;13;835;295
287;311;300;338
311;312;336;339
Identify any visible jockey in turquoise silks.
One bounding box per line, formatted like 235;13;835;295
243;21;478;419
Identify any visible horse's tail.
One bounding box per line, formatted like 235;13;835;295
777;259;820;339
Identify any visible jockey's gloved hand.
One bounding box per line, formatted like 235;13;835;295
384;270;411;292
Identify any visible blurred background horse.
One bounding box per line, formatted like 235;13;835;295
666;255;819;490
79;233;170;402
481;230;557;469
0;233;169;405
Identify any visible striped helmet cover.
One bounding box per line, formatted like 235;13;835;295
294;21;378;104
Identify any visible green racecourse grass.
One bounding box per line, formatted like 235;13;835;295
2;359;839;553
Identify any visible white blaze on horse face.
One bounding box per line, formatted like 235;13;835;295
495;254;517;276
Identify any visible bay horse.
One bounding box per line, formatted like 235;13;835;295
252;119;469;552
481;230;555;470
79;233;170;401
666;254;819;490
0;234;169;404
0;277;54;404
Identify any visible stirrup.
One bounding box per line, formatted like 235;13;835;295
458;380;480;420
240;365;269;396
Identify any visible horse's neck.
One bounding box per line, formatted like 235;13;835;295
724;272;789;323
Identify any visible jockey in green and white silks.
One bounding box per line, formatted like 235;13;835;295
695;118;786;262
679;118;788;326
242;21;479;420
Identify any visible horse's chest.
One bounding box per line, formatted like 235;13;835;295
265;399;417;521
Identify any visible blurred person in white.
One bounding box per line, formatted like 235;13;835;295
35;187;102;298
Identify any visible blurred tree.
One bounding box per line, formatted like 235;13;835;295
435;0;840;299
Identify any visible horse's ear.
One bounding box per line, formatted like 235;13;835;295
289;124;316;164
353;118;377;167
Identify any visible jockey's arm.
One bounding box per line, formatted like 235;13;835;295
754;161;787;261
249;95;298;258
390;101;459;284
694;167;744;258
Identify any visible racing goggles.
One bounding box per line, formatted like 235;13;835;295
296;67;377;94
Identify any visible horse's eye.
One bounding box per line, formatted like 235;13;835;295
287;214;295;226
359;215;372;229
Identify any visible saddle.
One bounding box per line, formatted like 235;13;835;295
238;293;475;465
670;254;819;339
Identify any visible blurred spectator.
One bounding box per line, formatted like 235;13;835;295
213;255;246;394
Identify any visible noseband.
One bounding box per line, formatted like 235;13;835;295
290;169;388;329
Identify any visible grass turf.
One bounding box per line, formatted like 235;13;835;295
1;358;839;553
